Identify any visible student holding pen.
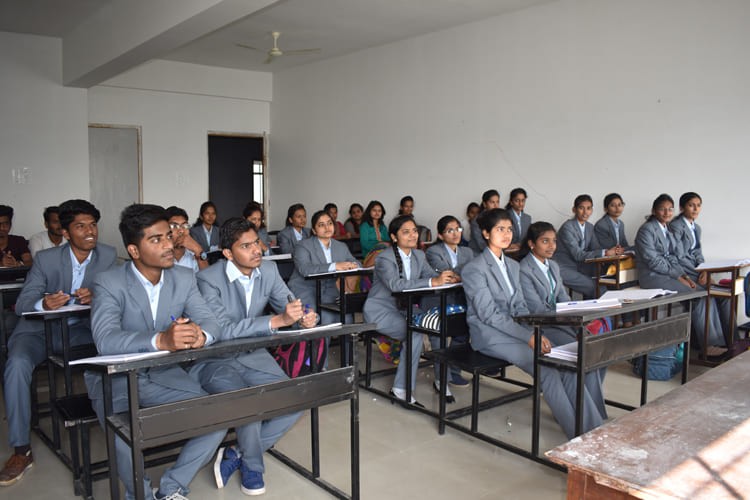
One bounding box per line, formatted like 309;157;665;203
1;200;116;487
288;210;360;326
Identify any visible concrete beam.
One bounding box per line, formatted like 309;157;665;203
63;0;279;88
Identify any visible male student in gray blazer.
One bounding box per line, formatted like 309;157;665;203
84;204;226;500
196;217;315;495
1;199;116;487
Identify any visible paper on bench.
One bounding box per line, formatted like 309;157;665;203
306;266;373;277
555;298;621;312
696;259;750;270
275;322;343;335
70;350;170;366
599;289;677;303
545;341;578;362
262;253;292;261
402;283;462;293
22;304;91;316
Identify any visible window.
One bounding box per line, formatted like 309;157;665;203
252;160;264;204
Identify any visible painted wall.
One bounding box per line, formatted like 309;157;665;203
0;32;89;235
270;0;749;263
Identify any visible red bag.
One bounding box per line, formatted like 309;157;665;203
273;339;327;378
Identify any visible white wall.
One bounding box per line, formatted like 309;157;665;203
88;59;272;224
0;32;89;235
270;0;750;262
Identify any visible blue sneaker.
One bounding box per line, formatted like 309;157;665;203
449;372;470;387
214;446;242;489
240;464;266;496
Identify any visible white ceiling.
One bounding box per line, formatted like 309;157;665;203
0;0;554;73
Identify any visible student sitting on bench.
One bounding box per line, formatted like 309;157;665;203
84;204;226;500
196;217;315;495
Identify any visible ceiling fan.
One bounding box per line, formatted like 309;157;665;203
235;31;321;64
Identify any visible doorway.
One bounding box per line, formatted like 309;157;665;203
207;134;265;223
88;124;142;259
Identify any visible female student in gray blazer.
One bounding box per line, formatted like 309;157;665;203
288;210;360;325
553;194;621;299
277;203;311;254
363;215;456;407
505;188;532;253
462;209;604;439
469;189;501;254
425;215;476;398
519;221;607;421
593;193;635;252
189;201;220;254
635;194;726;355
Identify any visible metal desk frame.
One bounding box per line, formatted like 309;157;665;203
80;323;370;500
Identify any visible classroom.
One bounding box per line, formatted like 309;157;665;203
1;1;749;498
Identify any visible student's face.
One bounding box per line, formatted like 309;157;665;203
484;195;500;210
529;230;557;260
168;215;190;247
682;197;702;221
401;200;414;215
483;219;513;252
202;206;217;226
369;205;383;222
290;209;306;229
0;216;11;238
439;220;463;246
510;194;526;213
313;214;335;239
45;212;64;237
350;206;363;221
63;214;99;253
573;201;593;223
653;202;674;225
245;210;263;229
467;206;480;221
392;220;419;250
224;229;262;275
606;198;625;219
327;207;338;221
128;220;174;271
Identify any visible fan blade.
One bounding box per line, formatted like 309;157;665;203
263;54;274;64
282;48;321;55
235;42;260;51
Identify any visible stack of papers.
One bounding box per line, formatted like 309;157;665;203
599;289;677;303
555;298;621;312
546;341;578;361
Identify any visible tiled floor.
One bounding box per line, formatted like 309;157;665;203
0;342;708;499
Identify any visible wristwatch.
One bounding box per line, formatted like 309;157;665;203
199;251;208;261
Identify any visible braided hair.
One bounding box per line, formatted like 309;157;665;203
389;214;416;308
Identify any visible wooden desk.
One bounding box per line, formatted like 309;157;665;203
518;290;705;458
80;323;370;500
547;349;750;499
695;261;750;362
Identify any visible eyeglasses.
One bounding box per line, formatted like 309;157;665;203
443;227;463;235
169;222;191;230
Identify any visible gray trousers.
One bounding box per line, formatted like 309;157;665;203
193;350;302;473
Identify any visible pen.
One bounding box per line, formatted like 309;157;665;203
170;315;191;323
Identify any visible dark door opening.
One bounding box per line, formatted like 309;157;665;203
207;134;264;223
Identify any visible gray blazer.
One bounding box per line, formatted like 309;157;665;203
363;247;437;332
509;211;533;246
12;243;117;337
277;226;311;255
85;263;221;402
425;243;474;274
518;253;570;314
669;215;704;279
287;237;358;308
189;224;220;253
553;218;602;273
593;215;633;251
468;218;486;254
462;248;532;351
635;218;686;284
197;259;292;340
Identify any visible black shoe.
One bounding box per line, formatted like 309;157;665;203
432;381;455;404
389;389;425;409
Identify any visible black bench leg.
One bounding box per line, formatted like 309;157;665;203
81;424;94;500
471;370;480;433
